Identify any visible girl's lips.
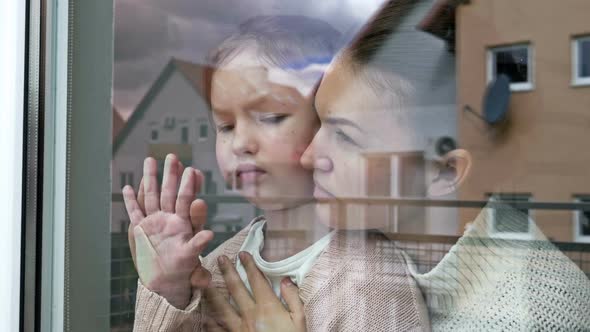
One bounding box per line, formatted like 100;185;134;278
237;170;266;185
235;164;267;185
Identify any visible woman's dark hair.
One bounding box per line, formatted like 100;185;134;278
341;0;417;101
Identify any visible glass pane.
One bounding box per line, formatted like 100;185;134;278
106;1;590;331
579;39;590;78
494;46;529;83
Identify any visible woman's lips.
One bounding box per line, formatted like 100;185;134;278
313;183;334;199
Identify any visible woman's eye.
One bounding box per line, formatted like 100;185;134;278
335;129;358;146
216;123;234;133
259;114;288;124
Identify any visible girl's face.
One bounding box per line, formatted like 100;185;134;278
301;57;418;228
211;49;318;210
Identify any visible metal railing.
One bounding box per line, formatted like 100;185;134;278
109;194;590;331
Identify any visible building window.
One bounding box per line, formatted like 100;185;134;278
572;35;590;86
487;193;533;239
120;172;134;188
150;129;158;141
487;43;533;91
198;123;208;141
164;116;176;129
202;170;216;194
574;197;590;243
181;126;189;144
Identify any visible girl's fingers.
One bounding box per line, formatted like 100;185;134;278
189;265;212;289
194;169;204;195
189;199;208;233
160;154;179;213
216;255;255;314
204;287;242;332
143;157;160;214
204;316;229;332
137;178;146;215
280;278;305;327
239;252;279;305
123;185;145;227
184;230;214;257
123;185;143;270
176;167;195;220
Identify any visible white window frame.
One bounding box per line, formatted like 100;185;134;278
572;35;590;86
487;194;535;240
0;1;26;330
487;43;534;92
573;197;590;243
39;0;113;330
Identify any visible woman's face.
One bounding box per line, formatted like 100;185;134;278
301;57;418;228
211;48;319;210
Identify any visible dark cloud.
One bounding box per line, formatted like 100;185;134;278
113;0;386;112
146;0;277;24
114;0;181;61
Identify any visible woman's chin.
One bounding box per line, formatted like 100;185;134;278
314;202;388;230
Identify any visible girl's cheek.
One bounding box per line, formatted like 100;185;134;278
291;144;308;163
215;142;230;172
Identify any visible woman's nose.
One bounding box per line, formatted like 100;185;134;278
300;139;333;172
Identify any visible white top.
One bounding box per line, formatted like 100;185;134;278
236;219;334;298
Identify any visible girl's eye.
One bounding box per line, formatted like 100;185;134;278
259;114;289;124
216;123;234;133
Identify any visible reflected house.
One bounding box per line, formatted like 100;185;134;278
111;58;254;234
112;107;125;141
453;0;590;241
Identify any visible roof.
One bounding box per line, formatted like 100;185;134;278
113;58;207;155
417;0;468;50
112;107;125;141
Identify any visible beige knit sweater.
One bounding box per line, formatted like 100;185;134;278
133;219;430;331
407;203;590;331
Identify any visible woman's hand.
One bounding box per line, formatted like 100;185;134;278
123;154;213;309
203;252;306;332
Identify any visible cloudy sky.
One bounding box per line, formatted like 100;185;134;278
113;0;386;117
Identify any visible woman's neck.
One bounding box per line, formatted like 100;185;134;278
260;201;331;262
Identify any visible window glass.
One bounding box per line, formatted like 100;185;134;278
490;193;531;235
199;123;208;140
181;126;189;143
574;36;590;84
103;1;590;331
488;44;532;89
579;39;590;77
576;197;590;241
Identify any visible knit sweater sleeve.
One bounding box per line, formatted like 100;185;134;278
301;231;430;332
131;220;256;332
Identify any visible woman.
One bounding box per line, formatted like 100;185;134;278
207;1;590;331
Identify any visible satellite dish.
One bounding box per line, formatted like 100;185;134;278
483;74;511;125
435;136;457;157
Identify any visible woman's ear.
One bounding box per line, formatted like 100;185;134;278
427;149;472;197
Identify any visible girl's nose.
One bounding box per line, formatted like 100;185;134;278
231;123;258;156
